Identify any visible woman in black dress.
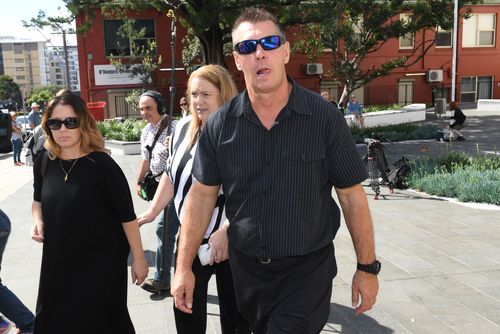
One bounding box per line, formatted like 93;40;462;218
31;91;148;333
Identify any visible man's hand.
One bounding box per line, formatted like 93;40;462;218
171;268;196;314
351;270;379;315
31;222;44;243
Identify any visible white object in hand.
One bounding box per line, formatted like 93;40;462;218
198;244;212;266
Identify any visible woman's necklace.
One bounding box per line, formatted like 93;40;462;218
59;158;79;182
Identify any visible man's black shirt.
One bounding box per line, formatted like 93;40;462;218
193;79;368;259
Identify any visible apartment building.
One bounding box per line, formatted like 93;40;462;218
48;45;80;91
0;37;49;96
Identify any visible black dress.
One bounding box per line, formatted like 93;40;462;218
33;151;137;334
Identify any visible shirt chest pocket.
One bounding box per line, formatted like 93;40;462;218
280;147;327;187
281;147;326;164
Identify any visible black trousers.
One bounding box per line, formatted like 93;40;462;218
229;244;337;334
174;255;250;333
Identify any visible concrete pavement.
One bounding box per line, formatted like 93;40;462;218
0;109;499;333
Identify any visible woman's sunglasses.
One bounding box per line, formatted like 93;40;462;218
234;35;285;55
46;117;80;130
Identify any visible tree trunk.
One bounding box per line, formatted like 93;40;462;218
199;24;227;67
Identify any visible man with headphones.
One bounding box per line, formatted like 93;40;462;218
136;90;179;294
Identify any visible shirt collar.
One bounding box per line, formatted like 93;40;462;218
234;76;312;118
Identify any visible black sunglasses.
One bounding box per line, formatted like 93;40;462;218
234;35;285;55
46;117;80;130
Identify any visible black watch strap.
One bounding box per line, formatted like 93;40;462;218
357;260;381;275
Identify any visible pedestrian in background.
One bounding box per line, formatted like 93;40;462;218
31;91;148;333
346;95;364;128
139;65;249;333
28;103;42;131
449;101;467;141
179;96;189;118
172;7;379;334
10;112;23;166
135;91;179;294
0;209;35;334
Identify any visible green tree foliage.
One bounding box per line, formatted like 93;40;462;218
0;75;22;107
63;0;335;67
27;85;63;109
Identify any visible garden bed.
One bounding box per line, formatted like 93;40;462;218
105;140;141;155
345;104;426;128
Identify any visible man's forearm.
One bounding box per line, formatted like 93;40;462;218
336;184;376;263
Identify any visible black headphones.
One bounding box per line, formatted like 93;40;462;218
140;90;165;115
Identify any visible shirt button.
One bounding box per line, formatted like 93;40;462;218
301;154;306;160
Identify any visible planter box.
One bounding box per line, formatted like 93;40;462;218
345;104;426;128
105;140;141;155
477;99;500;111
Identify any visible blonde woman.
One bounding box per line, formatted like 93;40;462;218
139;65;249;333
31;91;147;333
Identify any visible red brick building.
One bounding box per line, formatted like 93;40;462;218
316;1;500;107
76;3;500;118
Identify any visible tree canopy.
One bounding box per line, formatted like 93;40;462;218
0;76;22;108
27;85;63;109
63;0;337;66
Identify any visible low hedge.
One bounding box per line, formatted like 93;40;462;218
351;123;439;143
408;152;500;205
97;119;146;142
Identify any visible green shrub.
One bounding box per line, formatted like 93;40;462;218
408;153;500;205
351;123;439;143
363;103;405;113
97;119;146;142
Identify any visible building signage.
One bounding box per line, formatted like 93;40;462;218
94;64;148;86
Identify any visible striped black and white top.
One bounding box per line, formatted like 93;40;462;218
167;115;225;240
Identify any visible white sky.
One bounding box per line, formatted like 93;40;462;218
0;0;76;46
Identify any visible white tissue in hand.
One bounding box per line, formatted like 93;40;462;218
198;244;211;266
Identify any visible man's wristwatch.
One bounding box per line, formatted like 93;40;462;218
357;260;381;275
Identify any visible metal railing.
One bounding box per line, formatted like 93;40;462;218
114;95;141;118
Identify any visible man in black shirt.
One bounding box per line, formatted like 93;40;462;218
172;7;380;333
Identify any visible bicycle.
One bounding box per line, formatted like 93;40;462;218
362;133;394;199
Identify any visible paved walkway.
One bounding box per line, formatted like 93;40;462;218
0;109;499;333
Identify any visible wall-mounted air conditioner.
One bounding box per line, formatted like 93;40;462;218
306;63;323;75
427;69;443;83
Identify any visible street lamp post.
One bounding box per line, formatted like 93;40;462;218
167;9;177;133
451;0;458;102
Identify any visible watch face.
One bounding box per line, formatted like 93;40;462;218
373;260;381;274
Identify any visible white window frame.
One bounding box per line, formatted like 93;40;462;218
462;14;496;48
399;14;414;49
104;19;156;58
435;26;452;48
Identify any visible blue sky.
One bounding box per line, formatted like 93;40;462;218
0;0;76;45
